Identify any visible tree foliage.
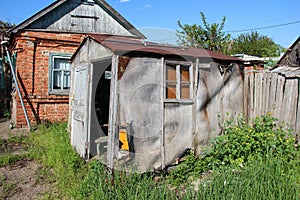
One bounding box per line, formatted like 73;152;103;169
0;20;14;30
229;32;284;57
177;12;231;54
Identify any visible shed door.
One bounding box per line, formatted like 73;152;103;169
71;64;89;157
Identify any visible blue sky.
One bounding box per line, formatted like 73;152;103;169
0;0;299;48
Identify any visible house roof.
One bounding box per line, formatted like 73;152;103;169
8;0;146;39
276;36;300;65
73;33;241;62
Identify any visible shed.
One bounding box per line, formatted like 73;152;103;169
70;34;243;172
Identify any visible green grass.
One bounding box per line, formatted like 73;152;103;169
28;123;86;197
25;118;300;200
0;135;31;167
193;159;299;200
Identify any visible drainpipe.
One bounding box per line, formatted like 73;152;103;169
1;41;31;130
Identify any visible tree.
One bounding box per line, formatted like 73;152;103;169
229;32;284;57
177;12;231;54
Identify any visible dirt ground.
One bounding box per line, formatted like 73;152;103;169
0;118;56;199
0;118;30;139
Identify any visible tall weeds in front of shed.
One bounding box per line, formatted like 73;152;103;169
28;116;299;199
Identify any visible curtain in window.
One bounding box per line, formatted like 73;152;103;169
53;58;71;89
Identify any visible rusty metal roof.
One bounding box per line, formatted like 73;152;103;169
87;34;240;61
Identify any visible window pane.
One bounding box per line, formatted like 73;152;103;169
54;58;70;70
63;71;70;89
180;66;190;82
166;83;176;99
53;71;61;89
180;83;190;99
166;65;176;81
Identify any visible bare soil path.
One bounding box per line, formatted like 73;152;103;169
0;118;56;199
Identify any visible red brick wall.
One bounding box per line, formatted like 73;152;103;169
11;31;85;127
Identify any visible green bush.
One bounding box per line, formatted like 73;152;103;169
168;114;299;185
211;114;297;166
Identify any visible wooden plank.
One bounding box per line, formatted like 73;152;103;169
243;71;249;119
264;73;271;114
269;73;277;116
192;59;199;132
254;72;263;117
85;64;91;157
261;72;266;115
107;55;119;172
274;75;284;120
290;79;298;133
160;57;165;169
249;73;255;121
277;76;286;123
295;78;300;138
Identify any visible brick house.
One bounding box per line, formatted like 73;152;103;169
7;0;145;127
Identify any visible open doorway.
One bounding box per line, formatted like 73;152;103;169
95;65;111;135
88;59;112;157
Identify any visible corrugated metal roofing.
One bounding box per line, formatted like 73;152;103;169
271;65;300;77
87;34;241;61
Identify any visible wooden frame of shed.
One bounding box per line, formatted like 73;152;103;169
70;34;243;172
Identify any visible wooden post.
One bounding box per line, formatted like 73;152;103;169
295;78;300;138
243;70;249;119
107;55;119;172
249;73;254;121
160;57;165;169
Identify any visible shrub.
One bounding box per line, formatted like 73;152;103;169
168;114;299;185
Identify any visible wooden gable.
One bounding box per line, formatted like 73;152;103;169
277;36;300;67
9;0;145;39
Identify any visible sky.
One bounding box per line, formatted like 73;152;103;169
0;0;299;48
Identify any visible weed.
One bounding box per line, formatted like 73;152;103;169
25;116;299;200
168;114;299;188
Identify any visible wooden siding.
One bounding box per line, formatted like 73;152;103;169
194;63;244;154
27;0;133;36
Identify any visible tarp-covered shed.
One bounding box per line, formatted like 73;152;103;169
69;34;243;172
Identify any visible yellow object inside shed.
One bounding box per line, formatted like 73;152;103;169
119;129;129;150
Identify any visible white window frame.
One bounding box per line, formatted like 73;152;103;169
164;61;193;102
48;53;71;95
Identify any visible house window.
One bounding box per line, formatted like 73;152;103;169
49;53;71;95
165;62;193;100
0;59;4;89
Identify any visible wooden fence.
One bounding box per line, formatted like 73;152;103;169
244;70;300;137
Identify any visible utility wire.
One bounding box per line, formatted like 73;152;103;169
156;19;300;43
225;20;300;33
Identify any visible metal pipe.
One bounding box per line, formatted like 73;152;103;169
1;41;31;130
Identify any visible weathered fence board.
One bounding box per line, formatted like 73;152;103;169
245;70;300;136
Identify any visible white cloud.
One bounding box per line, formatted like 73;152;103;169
120;0;130;2
144;4;152;8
